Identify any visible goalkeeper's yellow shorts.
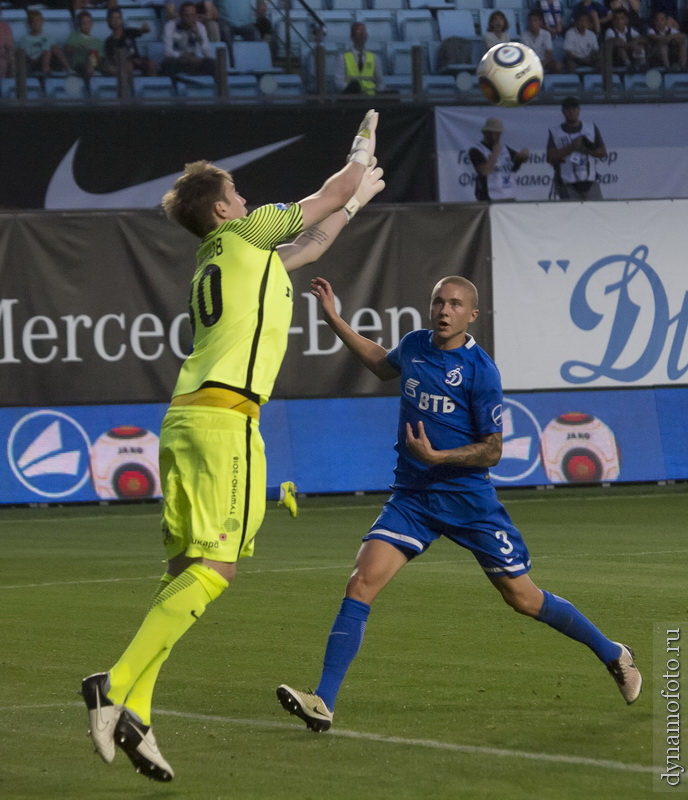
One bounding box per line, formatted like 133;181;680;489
159;405;266;562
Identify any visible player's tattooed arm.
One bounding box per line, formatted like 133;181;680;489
278;214;347;272
405;424;502;467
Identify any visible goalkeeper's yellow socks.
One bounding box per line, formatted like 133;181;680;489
107;563;228;714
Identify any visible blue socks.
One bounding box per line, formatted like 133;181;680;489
315;597;370;712
537;591;620;664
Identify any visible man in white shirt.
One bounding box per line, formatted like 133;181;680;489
520;10;560;73
161;1;215;75
563;11;600;71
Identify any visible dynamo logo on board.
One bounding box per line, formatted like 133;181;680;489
489;398;543;484
7;410;92;498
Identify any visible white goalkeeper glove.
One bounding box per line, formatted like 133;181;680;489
347;109;378;166
343;157;385;222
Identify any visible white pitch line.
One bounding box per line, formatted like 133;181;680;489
0;702;655;775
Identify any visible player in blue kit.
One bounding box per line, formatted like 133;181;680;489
277;275;641;732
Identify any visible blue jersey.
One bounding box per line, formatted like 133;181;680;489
385;329;503;492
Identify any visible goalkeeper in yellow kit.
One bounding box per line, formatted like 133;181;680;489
80;110;384;782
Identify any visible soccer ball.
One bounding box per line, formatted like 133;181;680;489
89;425;161;500
477;42;543;107
539;412;620;484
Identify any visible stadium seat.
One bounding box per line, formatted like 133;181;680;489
370;0;406;10
132;75;176;98
356;10;397;44
88;75;119;100
422;73;458;96
542;72;582;100
176;73;217;98
144;40;164;62
2;8;28;42
273;11;313;58
455;71;490;101
582;71;622;99
407;0;454;9
231;40;282;73
40;9;74;45
622;70;663;98
383;73;415;94
227;73;259;98
44;75;88;100
479;8;519;37
386;41;429;75
87;8;111;41
329;0;365;10
121;7;160;41
664;72;688;99
317;11;356;44
259;72;306;100
436;9;478;40
0;76;43;99
396;10;438;42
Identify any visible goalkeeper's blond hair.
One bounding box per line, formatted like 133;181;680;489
162;161;233;239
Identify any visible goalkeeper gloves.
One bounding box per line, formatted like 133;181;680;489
347;109;378;166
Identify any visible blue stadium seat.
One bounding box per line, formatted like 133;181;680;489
88;75;119;100
623;70;663;98
227;73;259;98
176;73;217;98
330;0;365;10
384;73;414;94
436;9;478;40
231;40;282;73
273;11;313;57
41;9;74;45
386;41;429;75
121;7;160;41
0;76;43;99
542;72;582;99
259;72;305;100
664;72;688;99
2;8;28;42
370;0;406;9
144;40;164;62
422;73;458;96
133;75;176;98
86;8;111;41
317;11;356;44
356;10;397;43
582;71;623;98
396;10;438;42
44;75;88;100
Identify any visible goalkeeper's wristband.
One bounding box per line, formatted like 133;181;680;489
342;196;361;223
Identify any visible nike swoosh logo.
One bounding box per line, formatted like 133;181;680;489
44;135;304;209
412;358;425;363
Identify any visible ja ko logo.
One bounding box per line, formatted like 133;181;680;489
7;410;92;499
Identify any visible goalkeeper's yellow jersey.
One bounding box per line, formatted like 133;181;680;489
171;202;304;405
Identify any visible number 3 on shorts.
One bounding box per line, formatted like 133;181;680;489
494;530;514;555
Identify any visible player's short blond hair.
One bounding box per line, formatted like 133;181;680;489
432;275;479;309
162;161;233;238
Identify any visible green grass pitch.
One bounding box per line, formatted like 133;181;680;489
1;485;686;799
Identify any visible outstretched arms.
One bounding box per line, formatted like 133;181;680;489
278;160;385;272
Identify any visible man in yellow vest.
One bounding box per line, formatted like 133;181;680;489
335;22;384;95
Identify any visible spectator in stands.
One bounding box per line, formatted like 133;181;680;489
520;10;561;73
563;12;601;71
64;10;106;80
604;7;647;71
255;0;277;60
0;13;15;78
483;11;510;51
547;96;607;200
535;0;565;40
647;10;686;70
161;1;215;76
165;0;222;44
104;7;157;82
468;117;529;202
19;9;73;76
604;0;645;34
214;0;260;43
335;22;384;96
650;0;680;30
570;0;612;35
303;22;326;93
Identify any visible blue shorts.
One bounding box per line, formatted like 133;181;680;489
364;488;531;578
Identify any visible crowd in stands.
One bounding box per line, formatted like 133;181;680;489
0;0;685;99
